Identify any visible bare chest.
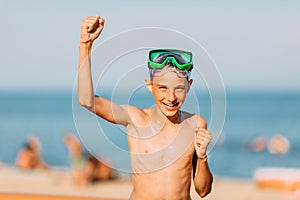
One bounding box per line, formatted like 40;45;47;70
128;123;195;173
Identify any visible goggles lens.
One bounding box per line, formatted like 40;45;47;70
148;49;193;70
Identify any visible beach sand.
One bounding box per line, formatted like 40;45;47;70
0;165;299;200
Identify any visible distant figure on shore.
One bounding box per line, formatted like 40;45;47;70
267;133;290;155
243;136;267;152
63;134;115;185
16;136;48;170
85;155;116;182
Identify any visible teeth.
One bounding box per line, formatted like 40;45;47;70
163;102;179;107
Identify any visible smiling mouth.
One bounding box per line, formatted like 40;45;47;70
162;102;179;108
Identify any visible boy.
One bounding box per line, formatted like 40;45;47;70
78;16;213;199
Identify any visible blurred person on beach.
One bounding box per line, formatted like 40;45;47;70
63;134;115;185
242;136;267;152
77;15;213;199
85;155;116;182
15;136;48;170
267;133;290;155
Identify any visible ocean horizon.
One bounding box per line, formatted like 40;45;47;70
0;90;299;178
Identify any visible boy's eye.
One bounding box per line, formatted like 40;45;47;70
159;86;167;90
175;87;185;92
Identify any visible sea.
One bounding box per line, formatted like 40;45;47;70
0;90;300;179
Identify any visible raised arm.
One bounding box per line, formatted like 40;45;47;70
78;16;132;126
193;118;213;198
78;16;103;108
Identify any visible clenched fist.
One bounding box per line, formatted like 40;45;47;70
194;127;212;159
80;16;105;45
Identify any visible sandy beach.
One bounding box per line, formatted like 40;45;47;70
0;165;299;200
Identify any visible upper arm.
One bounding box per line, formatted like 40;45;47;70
89;96;145;126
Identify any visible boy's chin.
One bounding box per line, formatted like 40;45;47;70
160;107;181;117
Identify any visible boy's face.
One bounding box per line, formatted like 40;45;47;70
146;68;192;117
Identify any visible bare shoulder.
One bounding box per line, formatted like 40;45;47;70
121;105;150;125
181;111;207;129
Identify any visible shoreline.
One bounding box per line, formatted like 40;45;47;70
1;165;299;200
0;193;122;200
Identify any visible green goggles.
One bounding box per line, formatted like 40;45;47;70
148;49;193;71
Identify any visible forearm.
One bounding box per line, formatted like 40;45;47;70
193;157;213;197
78;43;95;109
77;43;130;125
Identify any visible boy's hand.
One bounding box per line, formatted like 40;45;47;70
80;16;105;45
194;128;212;159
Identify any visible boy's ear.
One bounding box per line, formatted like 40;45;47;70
145;79;153;93
187;79;193;93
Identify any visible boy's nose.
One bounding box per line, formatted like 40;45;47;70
166;90;176;102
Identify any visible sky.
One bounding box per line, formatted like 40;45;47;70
0;0;299;92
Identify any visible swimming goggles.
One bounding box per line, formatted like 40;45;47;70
148;49;193;71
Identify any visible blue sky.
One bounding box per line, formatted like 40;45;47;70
0;0;299;92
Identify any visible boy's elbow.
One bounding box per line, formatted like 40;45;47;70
78;98;94;110
195;187;211;198
194;180;212;198
77;89;95;109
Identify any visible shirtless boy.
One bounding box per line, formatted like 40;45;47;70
78;16;213;199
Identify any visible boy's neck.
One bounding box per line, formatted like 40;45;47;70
152;107;181;128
